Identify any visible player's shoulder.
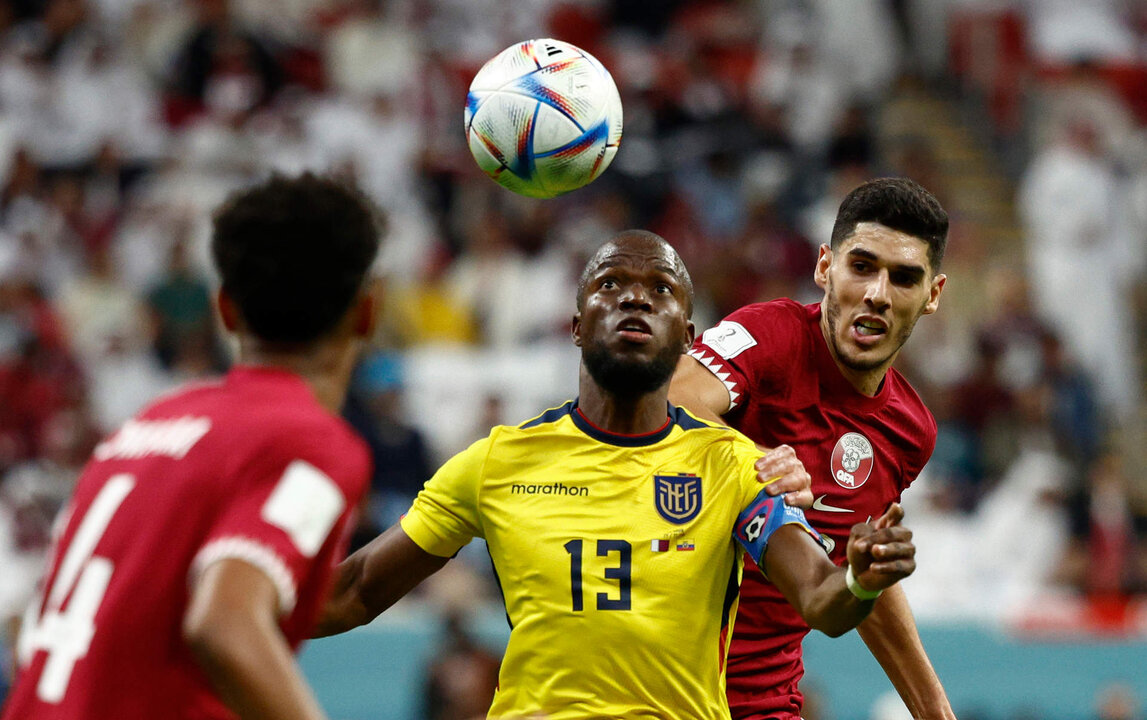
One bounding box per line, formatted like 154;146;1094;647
516;399;577;433
884;369;936;422
253;406;370;473
670;404;736;435
451;400;579;454
154;370;369;470
697;298;813;352
729;297;811;326
670;405;761;458
881;368;939;448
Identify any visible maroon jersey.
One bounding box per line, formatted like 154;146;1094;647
688;299;936;720
4;367;370;720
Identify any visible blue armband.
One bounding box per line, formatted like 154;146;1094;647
734;489;822;567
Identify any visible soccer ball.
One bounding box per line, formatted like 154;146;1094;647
464;39;623;199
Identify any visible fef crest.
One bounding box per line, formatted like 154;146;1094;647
654;473;702;524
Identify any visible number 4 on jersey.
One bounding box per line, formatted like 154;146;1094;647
18;474;135;703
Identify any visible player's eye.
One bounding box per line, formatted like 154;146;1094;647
654;283;672;294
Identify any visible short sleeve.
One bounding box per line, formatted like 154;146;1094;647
723;435;823;569
687;300;807;411
400;434;492;557
190;430;369;616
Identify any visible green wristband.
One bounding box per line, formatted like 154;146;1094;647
845;563;883;600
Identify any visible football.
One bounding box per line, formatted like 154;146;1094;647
464;38;623;199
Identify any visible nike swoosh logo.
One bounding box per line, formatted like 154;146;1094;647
812;495;853;513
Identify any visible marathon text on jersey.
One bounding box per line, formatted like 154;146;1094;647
511;482;589;497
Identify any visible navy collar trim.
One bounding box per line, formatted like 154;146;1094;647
568;398;678;447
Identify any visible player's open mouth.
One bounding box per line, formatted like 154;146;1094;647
851;317;887;340
616;318;653;342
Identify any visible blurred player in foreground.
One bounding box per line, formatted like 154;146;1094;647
317;231;917;719
2;173;382;720
670;178;956;719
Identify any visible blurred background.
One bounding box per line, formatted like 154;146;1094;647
0;0;1145;718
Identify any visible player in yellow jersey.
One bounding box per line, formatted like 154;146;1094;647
317;231;917;719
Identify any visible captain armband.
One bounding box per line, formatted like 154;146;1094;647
733;490;821;567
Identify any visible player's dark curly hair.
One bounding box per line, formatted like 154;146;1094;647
212;172;382;345
830;177;949;271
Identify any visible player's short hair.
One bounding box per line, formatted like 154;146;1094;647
576;230;695;317
212;172;382;345
830;177;948;271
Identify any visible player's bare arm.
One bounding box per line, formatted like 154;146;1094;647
672;355;813;507
315;524;449;637
764;504;915;638
670;355;733;423
184;559;330;720
858;584;957;719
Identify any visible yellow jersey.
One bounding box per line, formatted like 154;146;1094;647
401;400;820;719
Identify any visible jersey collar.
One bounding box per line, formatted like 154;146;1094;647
569;399;676;447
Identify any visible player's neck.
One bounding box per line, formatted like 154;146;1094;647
235;337;358;414
834;360;889;397
578;371;670;435
819;342;891;396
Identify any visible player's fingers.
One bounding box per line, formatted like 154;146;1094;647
868;526;913;546
873;502;904;530
783;487;814;508
866;558;916;577
754;445;796;475
857;532;910;557
756;447;811;502
869;540;916;561
758;466;809;492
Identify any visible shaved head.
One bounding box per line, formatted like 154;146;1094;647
576;230;694;316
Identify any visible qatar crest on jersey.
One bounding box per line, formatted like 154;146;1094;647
830;432;874;489
654;473;701;524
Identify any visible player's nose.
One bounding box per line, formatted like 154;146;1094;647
618;282;652;311
863;271;891;311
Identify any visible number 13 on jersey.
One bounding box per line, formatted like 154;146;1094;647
564;539;631;612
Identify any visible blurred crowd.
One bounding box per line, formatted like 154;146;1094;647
1;0;1146;715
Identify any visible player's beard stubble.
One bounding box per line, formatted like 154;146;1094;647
822;281;922;373
583;341;682;398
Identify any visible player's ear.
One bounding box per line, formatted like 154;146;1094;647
571;313;583;347
813;244;831;289
216;288;240;332
922;272;946;315
683;321;695;352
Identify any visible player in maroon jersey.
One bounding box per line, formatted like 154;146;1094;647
670;177;957;719
2;173;382;720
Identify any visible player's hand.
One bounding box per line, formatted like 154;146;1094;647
755;444;813;508
845;503;915;594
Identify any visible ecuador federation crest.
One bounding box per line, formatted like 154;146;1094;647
654;473;702;524
830;432;874;489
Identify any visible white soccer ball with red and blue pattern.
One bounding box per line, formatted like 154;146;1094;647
465;38;623;199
